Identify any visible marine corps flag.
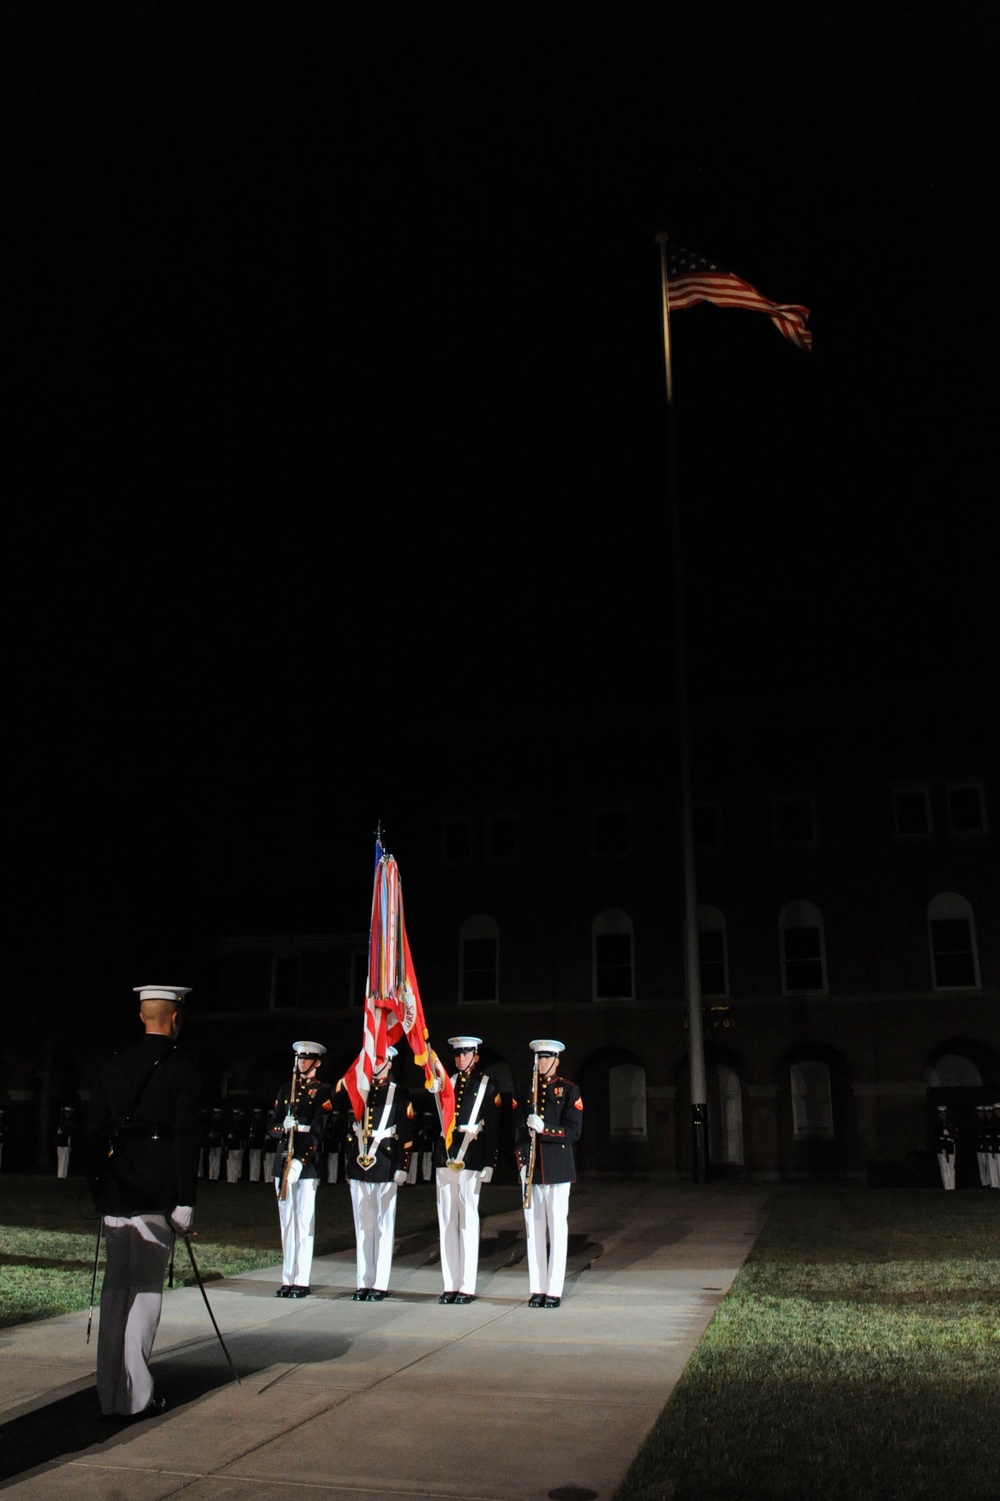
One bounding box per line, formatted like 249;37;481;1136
342;840;456;1148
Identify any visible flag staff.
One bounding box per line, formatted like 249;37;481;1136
655;231;708;1184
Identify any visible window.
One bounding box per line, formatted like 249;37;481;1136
708;1064;744;1163
591;806;631;857
693;801;722;849
609;1064;647;1139
593;909;635;1000
926;1053;983;1088
947;783;987;836
459;914;499;1003
893;787;932;838
271;954;300;1010
928;892;980;988
773;794;816;846
790;1061;834;1138
779;900;827;994
697;905;728;997
487;813;519;863
442;815;474;864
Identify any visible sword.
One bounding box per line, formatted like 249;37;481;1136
86;1218;103;1345
181;1233;242;1385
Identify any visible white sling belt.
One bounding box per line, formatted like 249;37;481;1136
446;1075;489;1171
354;1082;397;1170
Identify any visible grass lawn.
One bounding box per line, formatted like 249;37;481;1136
0;1173;523;1327
613;1187;1000;1501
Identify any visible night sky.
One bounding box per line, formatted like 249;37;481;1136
9;6;997;1003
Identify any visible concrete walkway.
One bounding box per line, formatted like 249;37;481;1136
0;1180;774;1500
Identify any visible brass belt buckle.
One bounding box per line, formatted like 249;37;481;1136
357;1153;376;1170
446;1159;465;1173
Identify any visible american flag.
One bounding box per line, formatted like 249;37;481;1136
666;245;812;352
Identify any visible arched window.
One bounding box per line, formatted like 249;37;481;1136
926;1053;983;1088
609;1063;647;1139
927;893;980;989
593;909;634;1001
779;900;827;994
790;1061;834;1138
459;915;499;1004
708;1064;744;1163
697;904;729;998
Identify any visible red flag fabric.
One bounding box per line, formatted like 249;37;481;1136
342;844;456;1148
667;245;812;352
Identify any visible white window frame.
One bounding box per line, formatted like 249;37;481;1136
696;904;729;998
593;908;635;1001
927;891;980;990
779;899;827;995
790;1061;834;1138
609;1064;647;1140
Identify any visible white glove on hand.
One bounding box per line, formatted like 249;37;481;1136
283;1114;297;1130
478;1166;493;1184
519;1164;527;1186
526;1113;544;1133
285;1158;303;1186
393;1169;407;1185
426;1074;444;1094
169;1205;194;1234
458;1120;483;1136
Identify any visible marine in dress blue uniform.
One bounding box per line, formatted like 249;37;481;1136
341;1047;414;1300
87;985;201;1417
434;1036;501;1303
514;1039;583;1308
269;1041;334;1297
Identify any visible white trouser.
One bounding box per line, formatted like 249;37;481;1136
56;1147;70;1178
248;1149;262;1182
977;1151;990;1187
349;1179;399;1291
263;1152;276;1183
226;1149;244;1183
937;1152;956;1190
97;1213;173;1416
990;1152;1000;1189
523;1182;571;1297
208;1147;222;1180
275;1176;319;1287
436;1167;484;1294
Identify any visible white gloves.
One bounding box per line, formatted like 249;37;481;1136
519;1165;527;1186
285;1158;303;1186
458;1120;483;1136
393;1169;407;1185
169;1205;194;1233
478;1166;493;1184
526;1113;544;1133
283;1114;297;1130
426;1074;444;1094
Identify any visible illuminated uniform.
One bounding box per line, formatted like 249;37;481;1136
269;1043;334;1296
514;1040;582;1306
434;1041;501;1301
343;1067;413;1298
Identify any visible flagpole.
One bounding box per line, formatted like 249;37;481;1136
656;232;708;1184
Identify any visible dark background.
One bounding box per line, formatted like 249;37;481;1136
8;5;997;1007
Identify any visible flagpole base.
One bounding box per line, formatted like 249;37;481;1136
691;1104;709;1184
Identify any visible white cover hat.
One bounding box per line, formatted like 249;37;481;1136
293;1040;327;1056
449;1036;483;1050
134;986;192;1003
529;1039;564;1054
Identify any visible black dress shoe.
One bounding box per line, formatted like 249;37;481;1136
452;1293;475;1304
543;1295;561;1308
352;1288;370;1301
439;1292;457;1304
274;1286;293;1298
367;1288;387;1301
287;1285;309;1298
528;1293;544;1308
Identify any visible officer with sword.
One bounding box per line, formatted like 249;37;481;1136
433;1036;501;1304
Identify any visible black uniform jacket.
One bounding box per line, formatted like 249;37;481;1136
342;1076;414;1183
514;1071;583;1185
268;1076;335;1181
87;1035;202;1216
433;1068;501;1173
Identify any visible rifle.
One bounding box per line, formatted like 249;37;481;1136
278;1061;300;1202
522;1051;540;1210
